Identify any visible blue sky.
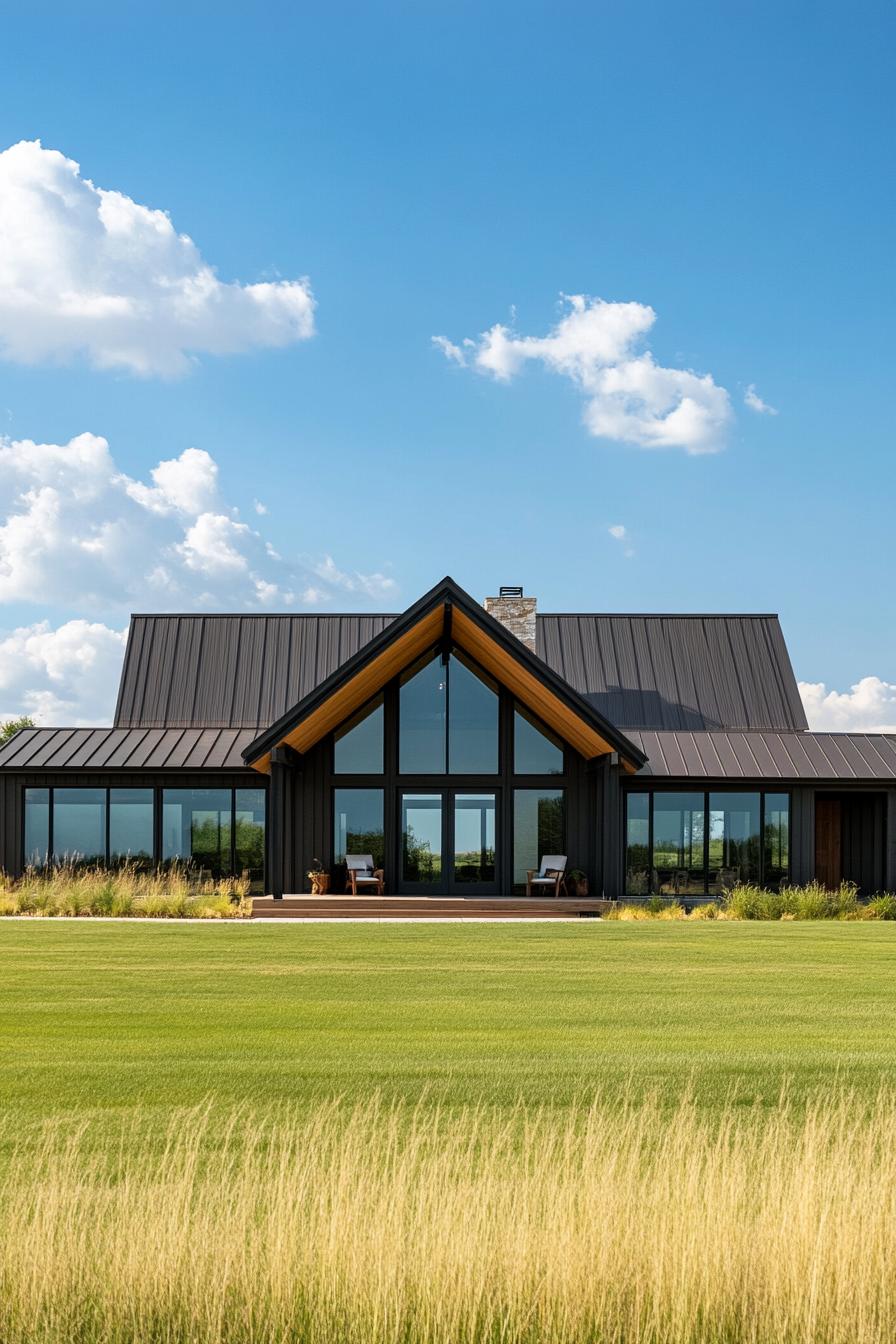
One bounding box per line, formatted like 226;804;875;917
0;1;893;727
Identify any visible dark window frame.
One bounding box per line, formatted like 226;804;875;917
23;785;266;884
622;786;792;895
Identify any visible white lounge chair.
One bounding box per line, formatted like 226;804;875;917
526;855;567;898
345;854;385;896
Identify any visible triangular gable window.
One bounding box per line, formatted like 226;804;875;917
513;704;564;774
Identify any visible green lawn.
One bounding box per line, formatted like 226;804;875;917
2;921;895;1143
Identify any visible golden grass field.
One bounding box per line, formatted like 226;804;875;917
2;1091;896;1344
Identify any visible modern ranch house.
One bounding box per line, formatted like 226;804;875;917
1;577;895;910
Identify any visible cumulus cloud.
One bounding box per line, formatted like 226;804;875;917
434;294;733;454
744;384;778;415
608;522;635;557
0;430;396;613
799;677;896;734
0;140;315;375
0;429;398;721
0;619;127;724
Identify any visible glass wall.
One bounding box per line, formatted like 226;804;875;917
399;655;447;772
162;789;232;874
109;788;153;863
513;789;565;892
21;786;266;883
53;788;106;863
334;695;384;773
333;788;385;868
514;706;564;774
235;788;266;882
625;790;790;895
448;654;498;773
24;787;49;867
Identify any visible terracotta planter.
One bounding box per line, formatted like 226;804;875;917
566;876;589;898
309;873;330;895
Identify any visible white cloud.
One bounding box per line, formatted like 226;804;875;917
744;384;778;415
799;677;896;734
0;619;127;724
0;140;315;376
253;499;268;515
0;430;397;614
435;294;733;454
608;522;635;558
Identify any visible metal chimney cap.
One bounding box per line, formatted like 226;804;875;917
498;585;524;598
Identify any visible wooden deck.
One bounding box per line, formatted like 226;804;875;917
251;895;612;919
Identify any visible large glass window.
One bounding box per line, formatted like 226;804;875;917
514;706;564;774
399;655;447;773
653;792;705;896
625;792;650;895
24;787;49;868
709;792;760;892
625;791;791;895
162;789;232;876
764;793;790;890
513;789;565;892
448;653;498;773
109;788;153;863
401;793;443;884
334;695;384;773
235;788;266;884
334;788;384;868
453;793;496;884
53;788;106;864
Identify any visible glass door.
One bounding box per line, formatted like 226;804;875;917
399;790;498;894
400;793;444;892
451;792;497;893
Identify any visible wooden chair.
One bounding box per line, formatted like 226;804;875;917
345;854;385;896
526;855;567;898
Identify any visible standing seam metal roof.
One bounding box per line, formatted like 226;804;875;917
0;727;258;771
627;731;896;780
113;611;807;733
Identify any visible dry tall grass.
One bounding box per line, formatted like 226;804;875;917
0;862;251;917
2;1092;896;1343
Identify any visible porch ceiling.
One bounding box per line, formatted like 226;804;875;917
244;578;646;773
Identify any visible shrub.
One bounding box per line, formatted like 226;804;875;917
689;902;719;920
864;893;896;920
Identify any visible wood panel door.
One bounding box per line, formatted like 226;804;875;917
815;799;842;889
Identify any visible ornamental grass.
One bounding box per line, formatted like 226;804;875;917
0;862;251;917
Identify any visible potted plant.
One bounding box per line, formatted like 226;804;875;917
566;868;589;897
307;860;330;895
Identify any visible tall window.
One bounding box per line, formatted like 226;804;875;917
709;792;760;888
334;788;385;868
514;706;564;774
513;789;565;892
235;788;266;882
24;787;49;867
625;791;790;895
398;651;498;774
764;793;790;890
53;788;106;864
334;695;384;773
109;788;153;863
399;655;447;772
162;789;233;876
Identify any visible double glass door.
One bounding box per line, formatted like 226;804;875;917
400;790;498;893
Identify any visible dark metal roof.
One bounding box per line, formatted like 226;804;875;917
537;614;807;732
0;726;258;771
114;608;806;734
629;731;896;780
115;613;396;728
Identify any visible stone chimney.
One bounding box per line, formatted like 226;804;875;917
484;585;537;654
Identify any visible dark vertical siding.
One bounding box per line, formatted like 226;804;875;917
887;792;896;893
840;793;886;895
790;788;815;885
